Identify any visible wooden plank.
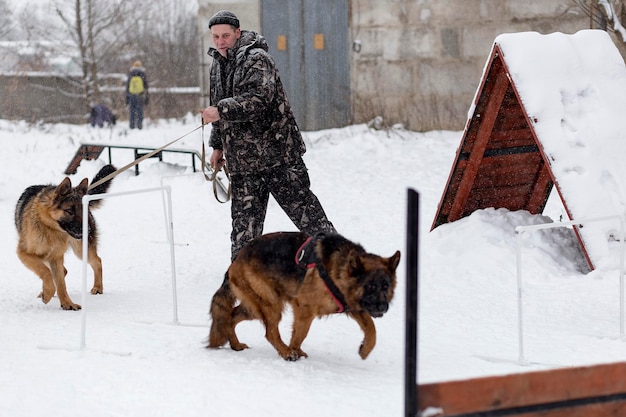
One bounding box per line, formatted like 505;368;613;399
470;182;534;197
470;154;540;189
447;53;510;222
488;129;535;148
418;362;626;416
478;152;541;166
428;399;626;416
432;169;465;226
473;172;536;189
526;160;554;214
459;52;507;152
465;187;532;213
476;163;537;180
494;108;529;131
510;402;626;417
64;144;105;175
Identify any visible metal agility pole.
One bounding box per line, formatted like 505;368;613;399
405;188;419;417
159;172;215;328
79;185;177;352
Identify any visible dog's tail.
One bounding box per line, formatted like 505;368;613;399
208;271;237;348
88;164;116;209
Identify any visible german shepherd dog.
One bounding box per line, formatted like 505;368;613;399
14;165;116;310
208;232;401;361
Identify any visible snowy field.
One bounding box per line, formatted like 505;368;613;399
1;112;626;416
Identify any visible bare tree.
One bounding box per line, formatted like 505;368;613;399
575;0;626;40
14;7;48;42
2;0;198;122
54;0;198;98
123;0;199;87
155;2;199;87
0;0;14;40
55;0;139;105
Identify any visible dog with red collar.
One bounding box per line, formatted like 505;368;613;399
207;231;401;361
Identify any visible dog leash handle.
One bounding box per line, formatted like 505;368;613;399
201;125;231;203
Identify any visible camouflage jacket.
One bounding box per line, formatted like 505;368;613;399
207;30;306;176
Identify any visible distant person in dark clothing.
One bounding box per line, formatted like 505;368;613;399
89;103;117;128
126;60;149;129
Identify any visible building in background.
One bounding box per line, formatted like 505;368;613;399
198;0;624;132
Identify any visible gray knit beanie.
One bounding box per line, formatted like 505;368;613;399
208;10;240;29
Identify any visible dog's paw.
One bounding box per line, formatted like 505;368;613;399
230;342;249;351
90;286;103;295
359;342;372;360
38;290;54;304
282;348;307;361
289;347;308;359
60;302;82;311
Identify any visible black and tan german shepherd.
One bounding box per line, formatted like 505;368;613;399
14;165;116;310
208;232;401;361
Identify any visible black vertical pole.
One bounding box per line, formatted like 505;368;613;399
405;188;419;417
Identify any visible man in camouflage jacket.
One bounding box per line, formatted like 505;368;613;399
201;10;335;261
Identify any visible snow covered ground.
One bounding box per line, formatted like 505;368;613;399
1;113;626;416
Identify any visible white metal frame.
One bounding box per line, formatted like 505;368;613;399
79;186;178;351
515;215;625;364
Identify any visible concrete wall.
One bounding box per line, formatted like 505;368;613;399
349;0;606;131
198;0;623;131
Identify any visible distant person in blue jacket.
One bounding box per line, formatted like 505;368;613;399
126;60;149;129
89;103;116;128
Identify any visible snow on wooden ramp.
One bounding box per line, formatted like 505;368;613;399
432;30;626;270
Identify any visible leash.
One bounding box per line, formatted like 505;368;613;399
201;125;231;203
87;124;232;203
88;124;204;191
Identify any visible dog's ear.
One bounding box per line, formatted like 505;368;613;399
76;177;89;196
348;250;364;276
387;251;401;273
54;177;73;198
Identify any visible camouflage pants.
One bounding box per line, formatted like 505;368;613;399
230;158;335;261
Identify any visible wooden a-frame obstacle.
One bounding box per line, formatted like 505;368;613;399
417;30;626;416
431;29;626;270
431;43;553;230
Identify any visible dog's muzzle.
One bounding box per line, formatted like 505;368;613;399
60;222;83;240
361;300;389;318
